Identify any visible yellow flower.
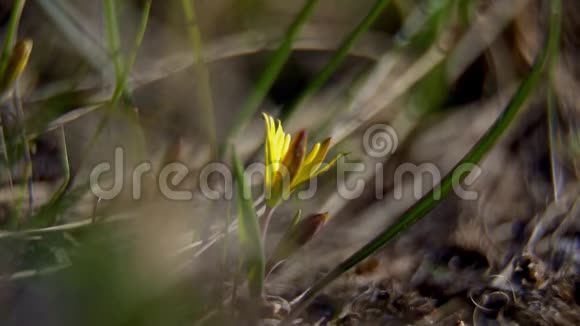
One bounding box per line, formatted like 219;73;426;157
263;113;341;207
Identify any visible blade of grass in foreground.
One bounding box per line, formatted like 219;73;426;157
181;0;218;160
232;150;265;298
280;0;393;121
281;0;561;323
222;0;321;157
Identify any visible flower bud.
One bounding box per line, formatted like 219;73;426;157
268;212;329;268
0;39;32;94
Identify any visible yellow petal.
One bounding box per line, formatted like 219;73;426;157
263;114;273;162
311;153;344;177
269;116;276;135
282;134;291;158
263;113;270;130
311;138;331;167
264;114;275;144
291;142;319;187
291;150;342;187
303;143;320;166
296;138;331;181
274;120;285;160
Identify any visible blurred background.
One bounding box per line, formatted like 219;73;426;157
0;0;578;325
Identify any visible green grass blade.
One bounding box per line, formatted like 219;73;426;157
0;1;30;222
281;0;562;322
27;184;90;229
281;0;393;121
113;0;152;102
0;0;26;207
181;0;218;160
75;0;149;178
0;0;26;79
103;0;123;88
232;149;265;298
13;84;34;221
126;0;151;76
0;113;14;195
222;0;321;157
44;126;70;215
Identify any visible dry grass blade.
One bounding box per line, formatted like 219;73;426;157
131;24;389;91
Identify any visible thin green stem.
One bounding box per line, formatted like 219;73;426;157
73;0;149;183
547;86;562;202
281;0;392;121
0;0;26;80
222;0;321;158
45;126;70;213
0;1;31;221
281;1;561;323
260;205;276;241
113;0;151;102
181;0;218;160
547;15;562;203
13;83;33;220
104;0;123;88
0;113;14;195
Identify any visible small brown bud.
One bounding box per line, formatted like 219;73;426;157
268;212;329;269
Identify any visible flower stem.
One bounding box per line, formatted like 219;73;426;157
260;206;276;241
